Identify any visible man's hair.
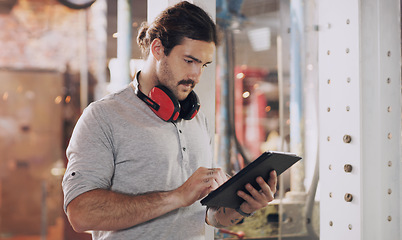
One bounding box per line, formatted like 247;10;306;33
137;1;218;58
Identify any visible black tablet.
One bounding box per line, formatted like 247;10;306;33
200;151;301;209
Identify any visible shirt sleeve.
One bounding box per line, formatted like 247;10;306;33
62;102;115;213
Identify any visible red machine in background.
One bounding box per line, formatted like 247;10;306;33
216;65;280;169
234;66;271;160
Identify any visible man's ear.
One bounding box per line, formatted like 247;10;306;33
150;38;164;61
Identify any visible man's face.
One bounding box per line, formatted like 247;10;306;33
156;37;215;101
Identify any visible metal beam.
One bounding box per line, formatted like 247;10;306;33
318;0;401;239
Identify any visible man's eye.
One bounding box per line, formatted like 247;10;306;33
184;59;193;64
202;64;208;68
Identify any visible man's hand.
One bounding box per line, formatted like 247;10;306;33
174;167;227;207
205;170;277;228
237;170;277;215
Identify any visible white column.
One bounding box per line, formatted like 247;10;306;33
189;0;216;140
318;0;401;239
360;0;401;238
91;0;108;100
109;0;132;93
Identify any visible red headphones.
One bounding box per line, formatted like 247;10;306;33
136;85;200;122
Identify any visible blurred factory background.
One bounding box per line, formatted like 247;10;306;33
0;0;400;240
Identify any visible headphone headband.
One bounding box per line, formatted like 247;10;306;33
136;89;160;111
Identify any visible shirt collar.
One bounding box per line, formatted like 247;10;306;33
131;71;141;95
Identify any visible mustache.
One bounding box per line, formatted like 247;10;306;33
178;79;195;88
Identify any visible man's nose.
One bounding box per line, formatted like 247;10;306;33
188;64;203;84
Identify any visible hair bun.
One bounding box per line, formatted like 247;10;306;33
137;22;150;54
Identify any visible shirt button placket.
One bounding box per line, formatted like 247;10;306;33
177;126;189;167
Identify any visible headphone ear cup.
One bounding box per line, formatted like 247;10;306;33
148;86;180;122
179;91;200;120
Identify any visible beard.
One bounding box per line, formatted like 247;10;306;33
158;58;195;101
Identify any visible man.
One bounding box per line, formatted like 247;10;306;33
62;1;277;239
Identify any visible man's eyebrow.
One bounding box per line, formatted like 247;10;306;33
185;55;212;65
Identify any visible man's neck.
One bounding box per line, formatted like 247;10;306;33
137;60;158;95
